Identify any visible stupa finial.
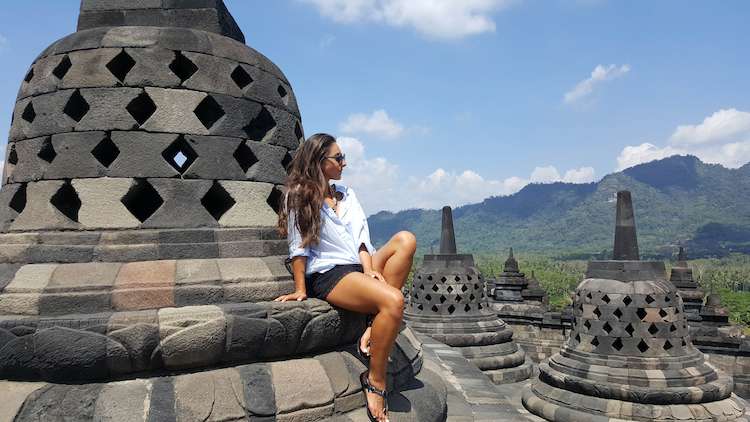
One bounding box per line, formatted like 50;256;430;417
439;206;457;254
612;191;639;260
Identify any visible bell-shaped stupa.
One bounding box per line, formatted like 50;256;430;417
670;247;705;321
0;2;446;420
523;191;747;421
404;206;532;384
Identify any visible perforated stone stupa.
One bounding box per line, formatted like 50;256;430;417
0;1;447;420
523;191;748;421
404;206;532;384
671;247;705;321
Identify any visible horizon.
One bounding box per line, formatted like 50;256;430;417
1;1;749;214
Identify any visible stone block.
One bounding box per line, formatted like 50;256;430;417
93;244;160;262
175;259;221;285
76;88;144;131
108;132;181;178
263;105;304;150
14;384;104;420
158;305;226;369
144;179;217;228
44;132;109;180
123;46;182;88
158;27;212;52
60;48;121;89
48;27;109;57
245;141;288;183
93;379;150;422
215;228;263;242
141;87;209;135
4;264;57;294
223;281;294;304
112;260;176;311
13;184;82;230
218;181;278;227
209;93;264;139
181;135;247;180
238;363;277;417
26;245;95;264
181;51;244;97
271;359;335;416
158;242;220;260
7;137;51;183
73;178;142;229
159;228;216;244
17;55;63;99
217;257;273;282
108;322;160;372
81;0;162;11
0;185;23;231
0;381;46;422
218;240;267;258
101;26;160;48
48;262;121;291
0;264;22;291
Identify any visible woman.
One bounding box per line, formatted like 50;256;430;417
274;133;416;422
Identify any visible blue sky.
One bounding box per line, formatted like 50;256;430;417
1;0;749;214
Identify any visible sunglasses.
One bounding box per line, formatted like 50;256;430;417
321;153;346;164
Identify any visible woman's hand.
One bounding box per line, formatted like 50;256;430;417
274;291;308;302
366;271;387;284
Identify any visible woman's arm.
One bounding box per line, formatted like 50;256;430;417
359;244;373;273
275;256;308;302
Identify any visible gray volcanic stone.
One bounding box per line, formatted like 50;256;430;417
7;137;50;183
93;379;150;422
109;322;161;372
144;179;216;228
148;377;177;421
108;132;181;178
0;264;22;291
238;363;277;417
15;384;103;421
181;135;247;180
59;48;121;89
121;47;182;87
245;141;288;183
11;181;80;231
44;132;108;180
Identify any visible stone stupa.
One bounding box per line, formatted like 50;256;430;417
404;206;532;384
0;2;447;420
670;246;705;321
523;191;747;421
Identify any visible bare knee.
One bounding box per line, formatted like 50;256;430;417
379;288;404;320
394;231;417;255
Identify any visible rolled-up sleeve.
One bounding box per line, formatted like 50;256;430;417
287;211;310;259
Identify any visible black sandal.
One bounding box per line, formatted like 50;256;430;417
360;370;388;422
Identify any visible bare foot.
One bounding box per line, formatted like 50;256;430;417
366;375;388;422
359;326;372;356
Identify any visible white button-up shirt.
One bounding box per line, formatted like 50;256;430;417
287;184;376;275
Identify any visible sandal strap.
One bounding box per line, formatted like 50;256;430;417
361;372;387;397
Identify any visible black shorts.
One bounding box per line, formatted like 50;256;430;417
306;264;364;300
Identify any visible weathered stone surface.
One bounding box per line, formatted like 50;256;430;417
74;178;142;229
141;87;209;134
0;382;46;422
93;379;150;422
158;305;226;369
218;181;278;227
112;260;175;311
181;135;247;180
108;132;181;178
14;384;104;421
108;322;160;372
11;181;80;231
0;264;56;315
271;359;335;416
238;363;277;417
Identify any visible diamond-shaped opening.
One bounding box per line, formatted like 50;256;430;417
266;186;284;214
37;137;56;163
425;294;432;301
126;91;157;126
675;308;680;314
586;292;592;300
447;304;456;314
603;322;612;334
107;49;136;83
417;304;423;311
461;285;468;292
637;339;649;353
244;107;276;141
612;337;623;351
469;294;475;301
593;307;602;318
233;142;259;173
440;276;447;282
195;95;225;130
574;334;581;343
681;339;687;347
645;295;655;304
478;303;483;309
413;292;419;300
447;286;454;293
464;304;471;312
282;152;293;170
455;295;462;302
63;89;90;122
50;181;81;222
602;294;610;304
648;323;658;335
121;179;164;223
659;309;668;319
439;295;447;304
623;296;632;306
591;337;599;347
24;67;34;83
294;121;304;142
22;102;36;123
231;65;253;89
8;145;18;165
636;308;647;320
169;51;198;83
670;324;677;332
418;283;425;290
431;284;439;292
584;320;591;330
613;308;623;320
9;184;27;214
664;340;673;351
665;295;671;303
201;181;236;222
454;275;460;282
417;275;422;280
277;84;288;100
53;55;72;80
431;305;439;313
91;135;120;168
625;323;635;336
162;135;198;174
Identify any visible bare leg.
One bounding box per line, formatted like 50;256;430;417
359;231;417;355
326;272;404;422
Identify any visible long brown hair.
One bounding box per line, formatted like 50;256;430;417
278;133;337;247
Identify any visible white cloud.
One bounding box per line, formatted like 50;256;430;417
336;137;597;213
300;0;514;40
339;110;405;139
530;166;561;183
617;108;750;170
669;108;750;145
563;167;596;183
564;64;630;104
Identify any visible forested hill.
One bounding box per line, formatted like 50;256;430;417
367;156;750;259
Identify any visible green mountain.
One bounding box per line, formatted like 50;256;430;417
367;156;750;259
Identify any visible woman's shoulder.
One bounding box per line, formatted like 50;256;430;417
332;183;354;197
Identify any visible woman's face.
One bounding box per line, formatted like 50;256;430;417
320;142;346;180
